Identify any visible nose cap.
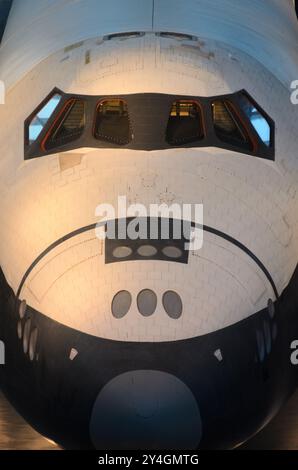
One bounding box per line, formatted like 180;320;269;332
90;370;202;450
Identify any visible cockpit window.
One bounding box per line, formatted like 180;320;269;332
166;100;204;146
238;93;272;147
104;32;144;41
24;89;274;160
43;99;85;150
28;93;61;145
212;100;253;151
94;99;132;145
158;32;195;41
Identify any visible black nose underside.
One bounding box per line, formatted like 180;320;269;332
89;370;202;450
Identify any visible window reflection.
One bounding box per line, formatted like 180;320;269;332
28;94;61;144
238;94;271;147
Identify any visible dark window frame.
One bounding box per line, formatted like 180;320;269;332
157;32;196;41
93;98;133;146
212;99;256;153
41;97;86;151
104;32;145;41
208;91;274;159
24;88;63;149
166;99;206;146
24;89;275;161
237;90;275;153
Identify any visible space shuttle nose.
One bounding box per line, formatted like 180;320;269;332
89;370;202;450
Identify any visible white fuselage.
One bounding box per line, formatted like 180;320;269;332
0;0;298;341
1;0;298;452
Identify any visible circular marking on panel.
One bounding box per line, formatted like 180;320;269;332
90;370;202;450
112;246;133;259
17;321;22;339
137;245;157;257
23;319;31;354
112;291;132;318
19;300;27;319
268;299;275;319
162;246;182;259
137;289;157;317
29;328;38;361
162;291;183;319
